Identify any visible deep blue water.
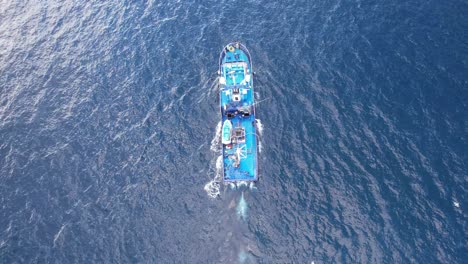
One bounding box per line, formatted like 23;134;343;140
0;1;467;263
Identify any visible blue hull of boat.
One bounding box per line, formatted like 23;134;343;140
218;42;258;182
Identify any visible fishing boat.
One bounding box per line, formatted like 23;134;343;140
218;42;258;182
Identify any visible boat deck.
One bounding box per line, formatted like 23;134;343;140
222;114;257;181
219;42;258;182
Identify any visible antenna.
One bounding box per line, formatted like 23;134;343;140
253;97;271;106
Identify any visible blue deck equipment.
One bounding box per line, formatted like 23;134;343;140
218;42;258;182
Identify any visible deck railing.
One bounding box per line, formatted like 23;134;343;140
218;41;253;72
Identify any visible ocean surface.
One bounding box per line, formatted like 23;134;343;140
0;0;466;263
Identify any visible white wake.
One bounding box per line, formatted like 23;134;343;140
256;118;264;153
204;121;223;198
